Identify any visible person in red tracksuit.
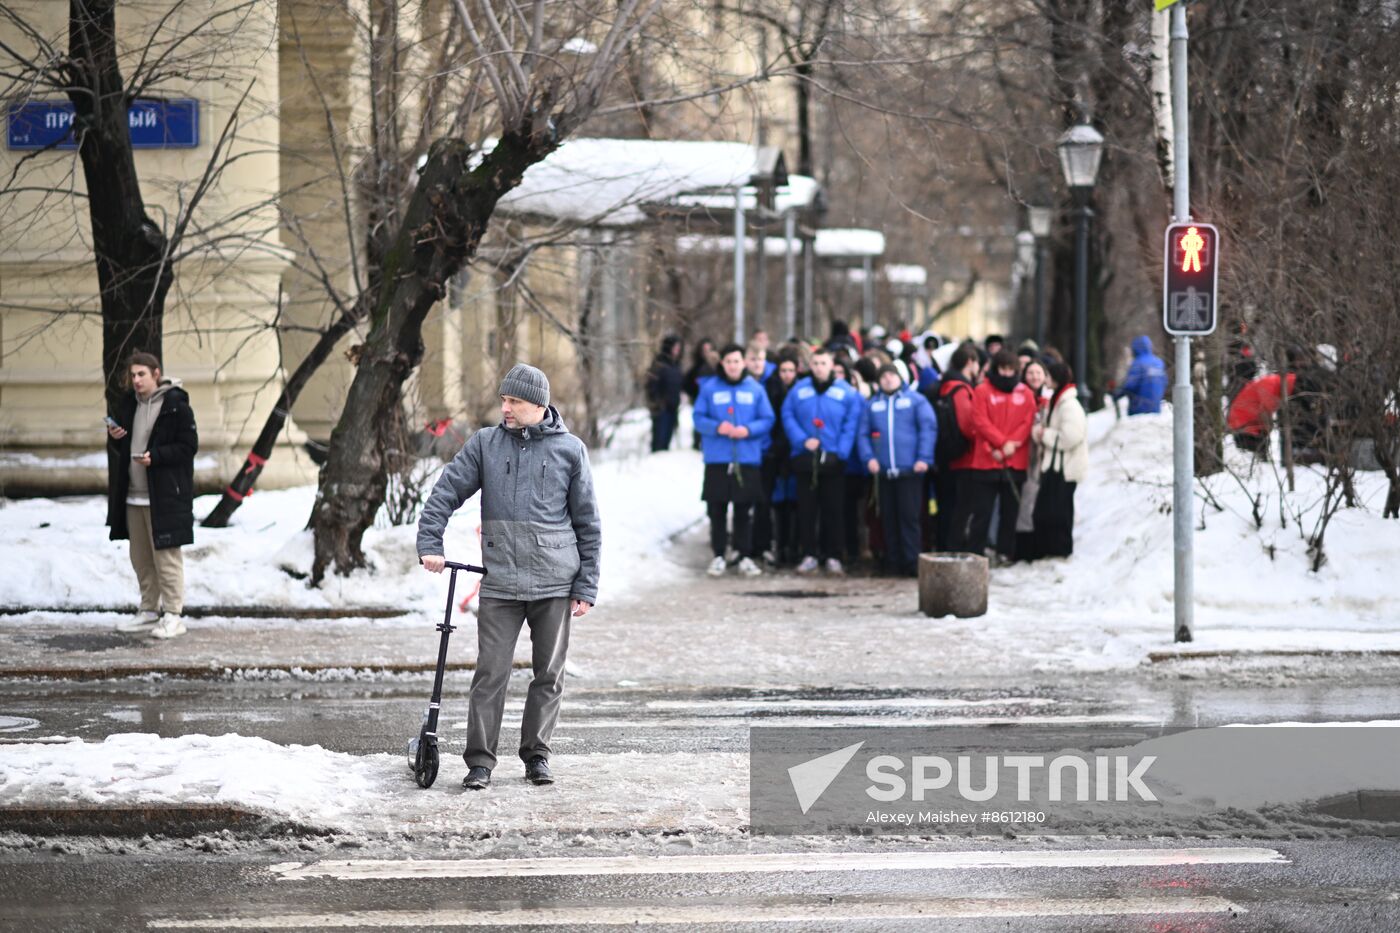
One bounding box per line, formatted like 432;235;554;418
953;348;1037;565
933;343;981;552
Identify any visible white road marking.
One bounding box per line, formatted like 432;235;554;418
270;846;1287;881
148;896;1247;928
644;697;1059;711
452;714;1162;730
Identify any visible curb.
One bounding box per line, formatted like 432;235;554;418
1148;649;1400;663
0;804;321;838
1311;790;1400;823
0;660;530;681
0;605;411;619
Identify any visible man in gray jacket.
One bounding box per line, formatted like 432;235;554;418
418;363;601;789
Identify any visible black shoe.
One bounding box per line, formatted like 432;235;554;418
462;766;492;790
525;755;554;785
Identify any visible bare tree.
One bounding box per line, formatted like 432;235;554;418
0;0;276;410
308;0;665;581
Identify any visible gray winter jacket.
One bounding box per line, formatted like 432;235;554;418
416;407;601;604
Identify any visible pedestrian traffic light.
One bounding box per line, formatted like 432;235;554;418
1163;221;1219;336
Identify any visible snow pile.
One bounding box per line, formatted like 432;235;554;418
4;726;1394;837
0;733;377;825
0;423;705;615
0;734;745;835
981;408;1400;667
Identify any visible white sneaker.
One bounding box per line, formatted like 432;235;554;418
116;611;160;633
706;556;729;578
737;557;762;577
762;549;779;567
149;614;187;639
795;556;819;574
825;558;846;576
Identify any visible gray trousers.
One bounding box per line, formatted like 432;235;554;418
464;596;572;769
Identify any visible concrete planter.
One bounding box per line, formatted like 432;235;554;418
918;552;989;618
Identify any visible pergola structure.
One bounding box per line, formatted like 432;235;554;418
495;138;825;343
814;229;887;328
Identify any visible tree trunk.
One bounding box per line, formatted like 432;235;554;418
795;61;814;177
67;0;172;412
309;132;552;583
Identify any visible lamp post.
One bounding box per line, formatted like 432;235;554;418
1057;123;1104;387
1027;205;1052;349
1015;230;1035;340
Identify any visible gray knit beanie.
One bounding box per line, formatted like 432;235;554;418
498;362;550;408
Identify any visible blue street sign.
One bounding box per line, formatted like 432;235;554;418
7;99;200;150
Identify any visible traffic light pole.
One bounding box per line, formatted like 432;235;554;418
1170;1;1194;643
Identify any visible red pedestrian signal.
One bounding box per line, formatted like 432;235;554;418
1163;221;1219;336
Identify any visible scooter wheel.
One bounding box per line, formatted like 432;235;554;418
415;743;439;788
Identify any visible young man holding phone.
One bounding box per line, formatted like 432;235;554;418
106;352;199;638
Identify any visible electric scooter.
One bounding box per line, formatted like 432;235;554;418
407;558;486;788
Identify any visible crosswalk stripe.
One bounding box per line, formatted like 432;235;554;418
271;847;1286;881
147;896;1247;928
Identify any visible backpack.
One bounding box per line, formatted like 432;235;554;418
933;383;971;465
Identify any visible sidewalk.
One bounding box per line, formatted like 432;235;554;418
0;610;528;680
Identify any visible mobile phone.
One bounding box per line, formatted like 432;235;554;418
104;416;120;429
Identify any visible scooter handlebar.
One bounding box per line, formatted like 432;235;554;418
443;559;487;575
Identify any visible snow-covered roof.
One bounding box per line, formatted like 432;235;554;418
669;174;821;215
674;234;800;258
814;228;885;258
497;138;796;228
884;263;928;286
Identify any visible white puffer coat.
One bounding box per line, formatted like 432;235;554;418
1038;386;1089;483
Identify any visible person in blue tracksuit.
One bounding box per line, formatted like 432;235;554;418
781;347;865;575
858;364;937;577
693;343;776;578
1114;335;1168;415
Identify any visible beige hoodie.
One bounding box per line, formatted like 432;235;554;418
126;379;177;506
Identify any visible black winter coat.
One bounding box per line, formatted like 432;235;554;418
107;385;199;549
644;355;683;414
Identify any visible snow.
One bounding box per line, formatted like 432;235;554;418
669;174;822;214
0;733;744;835
814;228;886;258
975;408;1400;672
884;263;928;286
673;234;797;258
498;139;798;228
3;724;1395;836
0;413;705;615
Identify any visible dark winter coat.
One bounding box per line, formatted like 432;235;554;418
106;383;199;549
764;378;795;462
644;352;683;415
416;407;602;605
682;358;716;405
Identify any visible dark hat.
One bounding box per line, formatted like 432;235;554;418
876;363;902;382
498;363;550;408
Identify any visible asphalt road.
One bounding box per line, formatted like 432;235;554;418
5;670;1400;931
4;838;1400;931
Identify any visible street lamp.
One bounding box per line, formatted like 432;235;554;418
1015;230;1035;340
1027;205;1052;348
1057;123;1104;387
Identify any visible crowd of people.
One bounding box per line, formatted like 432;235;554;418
643;322;1164;579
